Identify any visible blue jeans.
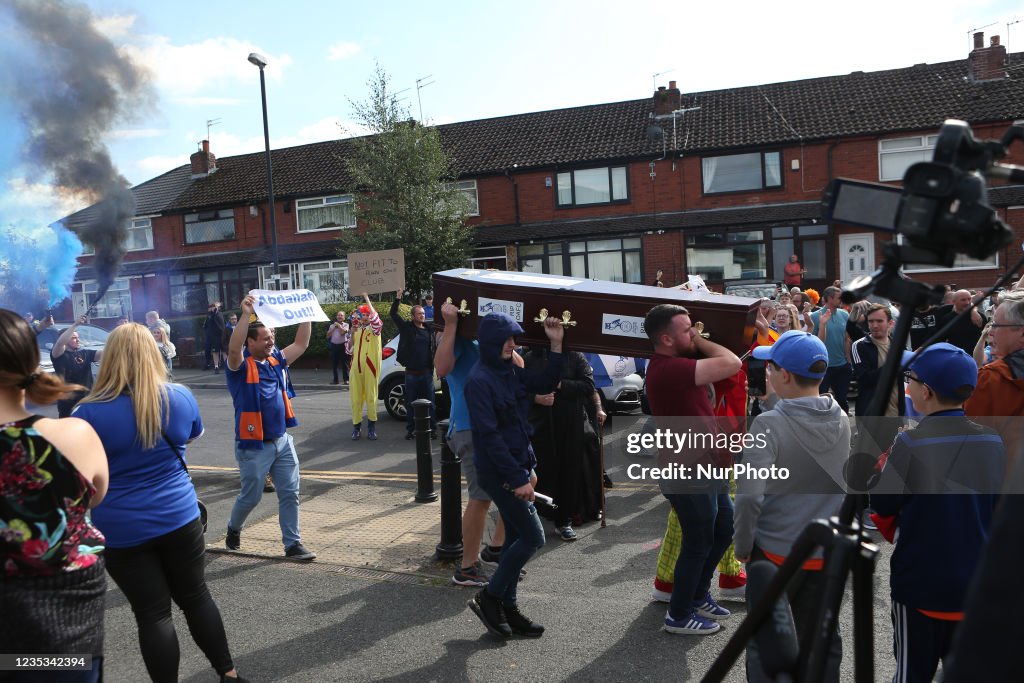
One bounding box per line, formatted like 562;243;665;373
479;475;545;606
404;372;436;434
228;433;302;549
819;363;852;413
664;485;734;619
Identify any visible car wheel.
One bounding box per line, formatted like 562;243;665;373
382;375;406;420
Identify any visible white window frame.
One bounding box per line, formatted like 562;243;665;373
79;277;132;318
878;135;938;182
184;209;236;245
444;180;480;216
126;217;154;252
298;259;348;303
295;194;356;233
556;166;629;206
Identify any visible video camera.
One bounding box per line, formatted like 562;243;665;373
823;118;1024;267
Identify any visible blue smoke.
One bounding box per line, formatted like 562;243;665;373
0;220;83;312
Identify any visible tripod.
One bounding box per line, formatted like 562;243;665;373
702;245;945;683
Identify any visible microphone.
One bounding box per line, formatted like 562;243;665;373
747;560;799;682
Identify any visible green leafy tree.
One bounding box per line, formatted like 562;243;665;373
338;65;474;301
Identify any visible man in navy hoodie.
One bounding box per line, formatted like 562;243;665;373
465;312;565;639
871;343;1004;682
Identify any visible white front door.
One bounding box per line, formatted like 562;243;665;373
839;233;875;283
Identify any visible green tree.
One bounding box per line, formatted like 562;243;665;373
338;65;474;301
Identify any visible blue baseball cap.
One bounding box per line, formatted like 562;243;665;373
752;330;829;379
901;342;978;402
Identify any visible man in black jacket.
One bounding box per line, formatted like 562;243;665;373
391;290;436;439
203;301;226;372
851;303;906;452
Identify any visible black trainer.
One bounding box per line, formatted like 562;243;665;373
504;604;544;637
468;589;511;638
285;542;316;561
225;527;240;551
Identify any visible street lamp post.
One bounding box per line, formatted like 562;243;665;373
248;52;280;288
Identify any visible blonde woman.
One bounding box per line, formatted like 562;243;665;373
0;309;108;681
73;324;247;683
152;325;176;376
773;305;799;334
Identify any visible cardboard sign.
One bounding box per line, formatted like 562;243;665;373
249;288;330;327
348;248;406;295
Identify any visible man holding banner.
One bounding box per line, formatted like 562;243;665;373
224;292;322;561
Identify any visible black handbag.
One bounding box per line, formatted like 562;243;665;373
161;432;208;533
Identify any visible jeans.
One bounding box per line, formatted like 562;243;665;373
664;485;734;619
404;372;436;435
819;363;852;413
329;342;350;383
104;518;235;682
229;433;302;549
479;475;545;606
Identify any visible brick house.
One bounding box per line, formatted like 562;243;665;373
63;34;1024;324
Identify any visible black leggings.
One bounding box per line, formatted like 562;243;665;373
104;518;235;681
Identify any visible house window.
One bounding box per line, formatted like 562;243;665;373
127;217;153;251
879;135;938;182
444;180;480;216
296;195;355;232
299;260;348;303
902;253;998;272
184;209;236;244
686;231;767;281
81;278;131;318
169;268;258;314
556;166;629;206
80;217;154;254
520;238;642;283
701;152;782;194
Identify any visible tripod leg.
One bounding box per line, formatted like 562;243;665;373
852;538;879;683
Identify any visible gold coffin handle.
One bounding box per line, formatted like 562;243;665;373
533;307;549;323
694;321;711;339
444;297;471;316
560;310;577;327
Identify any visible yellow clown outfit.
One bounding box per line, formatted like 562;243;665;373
348;306;383;439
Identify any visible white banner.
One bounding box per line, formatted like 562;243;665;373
249;289;330;328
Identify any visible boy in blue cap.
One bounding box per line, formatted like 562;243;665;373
871;342;1005;683
735;330;850;682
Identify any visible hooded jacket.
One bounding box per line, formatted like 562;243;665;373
965;348;1024;466
733;394;850;563
465;313;562;490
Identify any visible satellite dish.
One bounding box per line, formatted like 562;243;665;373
646;125;664;142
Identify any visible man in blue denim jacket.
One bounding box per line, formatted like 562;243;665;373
465;311;565;638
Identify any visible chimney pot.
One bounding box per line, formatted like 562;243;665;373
202;139;210;154
974;31;984;49
991;35;1000;46
668;80;677;90
190;140;217;177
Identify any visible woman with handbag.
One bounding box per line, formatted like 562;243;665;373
0;309;109;682
73;323;248;683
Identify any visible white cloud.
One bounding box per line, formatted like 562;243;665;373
91;13;136;38
2;178;90;220
327;42;361;61
121;36;293;96
110;128;167;140
135;154;189;176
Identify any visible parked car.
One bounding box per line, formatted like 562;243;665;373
36;323;108;375
378;337;451;421
586;354;644;414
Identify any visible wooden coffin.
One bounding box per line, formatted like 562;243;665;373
432;268;759;358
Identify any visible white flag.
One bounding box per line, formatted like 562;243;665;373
248;289;329;328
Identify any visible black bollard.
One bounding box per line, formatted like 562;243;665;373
412;399;438;503
436;422;464;560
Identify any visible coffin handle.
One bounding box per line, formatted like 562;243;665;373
444;297;471;316
694;321;711;339
560;310;578;328
532;308;549;323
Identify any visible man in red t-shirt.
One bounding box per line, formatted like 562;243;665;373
783;254;805;288
644;304;742;635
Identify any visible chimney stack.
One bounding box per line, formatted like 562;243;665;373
968;32;1007;82
190;139;218;178
653;80;682;116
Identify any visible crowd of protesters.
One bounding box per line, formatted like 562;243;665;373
4;268;1024;679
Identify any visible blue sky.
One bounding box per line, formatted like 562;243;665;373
3;0;1022;219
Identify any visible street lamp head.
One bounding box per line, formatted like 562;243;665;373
247;52;267;69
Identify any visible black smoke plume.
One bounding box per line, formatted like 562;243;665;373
6;0;151;304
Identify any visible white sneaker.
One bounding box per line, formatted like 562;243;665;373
651;587;672;603
718;585;747;603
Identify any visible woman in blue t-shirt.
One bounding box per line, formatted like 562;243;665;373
74;324;248;683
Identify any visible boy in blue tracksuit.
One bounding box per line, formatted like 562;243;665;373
464;312;565;639
871;343;1005;683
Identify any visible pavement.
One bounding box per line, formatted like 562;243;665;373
96;366;898;681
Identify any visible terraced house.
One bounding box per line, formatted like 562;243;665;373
63;33;1024;323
